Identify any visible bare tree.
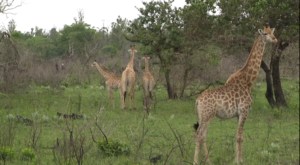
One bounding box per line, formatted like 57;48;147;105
0;0;23;16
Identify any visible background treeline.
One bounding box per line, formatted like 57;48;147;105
0;0;298;107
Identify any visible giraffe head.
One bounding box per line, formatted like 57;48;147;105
142;54;150;60
91;60;97;67
128;45;137;53
258;26;277;43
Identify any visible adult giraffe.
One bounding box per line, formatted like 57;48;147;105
193;26;277;164
121;45;136;110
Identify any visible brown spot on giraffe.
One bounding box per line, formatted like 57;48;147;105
193;26;277;165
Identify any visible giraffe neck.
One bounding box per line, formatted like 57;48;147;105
94;62;112;79
228;35;266;89
127;50;135;69
144;58;149;72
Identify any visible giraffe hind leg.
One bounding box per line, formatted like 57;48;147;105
123;91;127;110
195;122;211;164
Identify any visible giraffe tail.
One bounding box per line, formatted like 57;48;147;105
193;122;199;132
194;100;200;132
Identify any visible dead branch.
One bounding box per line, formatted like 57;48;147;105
0;0;23;15
95;116;108;144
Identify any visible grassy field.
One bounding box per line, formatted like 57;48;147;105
0;78;299;165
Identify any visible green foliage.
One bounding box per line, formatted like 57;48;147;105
21;148;36;161
272;108;281;119
0;147;15;161
102;45;117;57
97;138;131;157
126;0;183;56
59;22;97;58
11;31;24;40
26;36;57;58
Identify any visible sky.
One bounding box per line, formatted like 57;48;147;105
0;0;186;33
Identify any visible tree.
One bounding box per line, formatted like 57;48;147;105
8;19;16;33
0;0;23;15
0;0;23;91
58;20;97;61
126;0;185;99
216;0;299;107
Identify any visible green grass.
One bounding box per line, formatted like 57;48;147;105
0;79;299;165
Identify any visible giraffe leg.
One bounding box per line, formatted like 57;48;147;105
149;91;152;110
129;83;136;110
143;95;147;111
236;113;248;163
143;87;147;110
123;91;127;110
119;88;123;110
108;88;112;108
194;128;201;165
111;88;115;110
194;122;210;165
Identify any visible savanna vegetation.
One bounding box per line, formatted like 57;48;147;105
0;0;298;164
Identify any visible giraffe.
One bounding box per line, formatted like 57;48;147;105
193;26;277;164
142;55;155;113
91;60;122;109
120;45;136;110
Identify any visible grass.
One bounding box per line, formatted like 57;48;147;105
0;79;299;165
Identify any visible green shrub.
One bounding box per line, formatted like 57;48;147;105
0;147;15;161
21;148;36;161
97;138;131;157
272;108;281;119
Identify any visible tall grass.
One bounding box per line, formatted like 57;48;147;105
0;79;298;164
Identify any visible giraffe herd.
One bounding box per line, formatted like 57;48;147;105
91;26;277;164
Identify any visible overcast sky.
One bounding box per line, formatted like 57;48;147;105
0;0;186;33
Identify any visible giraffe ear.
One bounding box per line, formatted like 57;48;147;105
271;28;275;33
141;57;145;60
128;49;131;52
147;57;150;60
258;29;264;34
134;50;137;53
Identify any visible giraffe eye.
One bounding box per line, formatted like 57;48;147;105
263;33;268;35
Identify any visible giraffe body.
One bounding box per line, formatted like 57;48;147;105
142;55;155;113
121;45;136;110
92;61;122;109
193;26;277;165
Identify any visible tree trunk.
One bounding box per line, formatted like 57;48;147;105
260;40;288;108
165;69;174;99
260;60;276;107
270;41;289;106
179;68;191;98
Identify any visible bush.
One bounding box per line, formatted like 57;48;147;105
0;147;15;162
97;138;131;157
21;148;36;161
